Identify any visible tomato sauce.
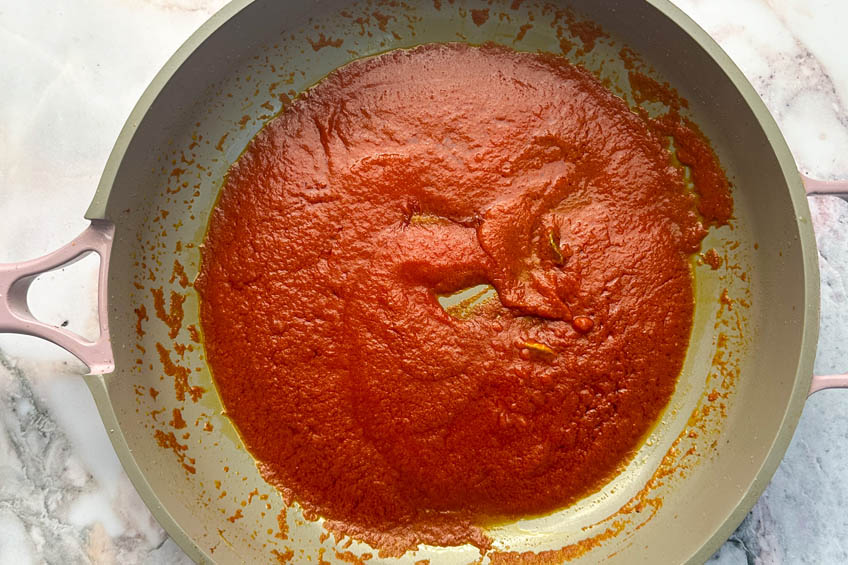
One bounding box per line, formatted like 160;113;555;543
196;43;732;552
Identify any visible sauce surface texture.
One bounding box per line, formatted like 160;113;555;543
196;43;732;552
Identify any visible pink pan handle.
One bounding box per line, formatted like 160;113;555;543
0;220;115;374
803;177;848;197
802;174;848;396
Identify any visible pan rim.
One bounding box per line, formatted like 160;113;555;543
638;1;820;563
86;4;256;563
83;0;821;563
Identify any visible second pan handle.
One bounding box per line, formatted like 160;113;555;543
802;174;848;396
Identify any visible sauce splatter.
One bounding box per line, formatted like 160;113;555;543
187;324;201;343
169;408;187;429
703;248;722;270
156;342;204;402
275;509;289;540
170;259;190;288
308;34;344;51
372;11;393;32
334;550;373;564
471;9;489;26
134;304;148;338
227;508;244;523
154;429;196;474
216;133;229;152
151;287;185;339
629;71;688;112
515;23;533;42
272;549;294;563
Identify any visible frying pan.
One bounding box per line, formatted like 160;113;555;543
1;0;846;562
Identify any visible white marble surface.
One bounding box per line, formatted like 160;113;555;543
0;0;846;563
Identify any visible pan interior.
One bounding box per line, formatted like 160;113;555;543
89;0;814;563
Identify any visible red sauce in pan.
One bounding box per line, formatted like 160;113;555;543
196;43;731;552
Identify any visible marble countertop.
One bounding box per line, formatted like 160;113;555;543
1;0;846;563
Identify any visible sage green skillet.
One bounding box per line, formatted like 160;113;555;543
1;0;846;563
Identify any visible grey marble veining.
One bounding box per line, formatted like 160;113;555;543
0;352;190;564
1;0;847;563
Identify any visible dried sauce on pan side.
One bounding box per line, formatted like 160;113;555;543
195;43;732;555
